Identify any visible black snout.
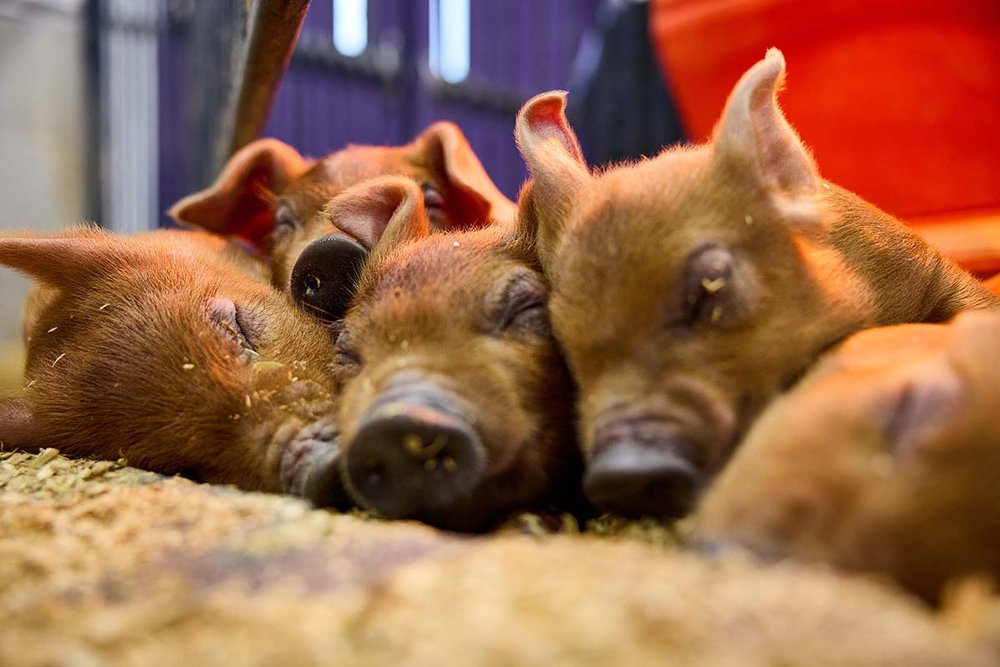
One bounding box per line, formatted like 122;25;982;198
345;403;486;519
583;439;701;520
289;234;368;320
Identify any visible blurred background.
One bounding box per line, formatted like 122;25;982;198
0;0;998;383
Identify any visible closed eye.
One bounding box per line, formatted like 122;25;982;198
681;245;735;327
333;330;363;379
272;199;300;241
422;183;448;228
489;270;551;337
421;183;444;209
204;297;261;363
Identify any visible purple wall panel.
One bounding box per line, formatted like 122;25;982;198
157;24;189;225
160;0;601;214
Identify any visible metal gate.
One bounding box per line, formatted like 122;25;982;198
158;0;601;225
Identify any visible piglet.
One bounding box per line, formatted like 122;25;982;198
695;309;1000;603
298;176;580;531
515;48;999;520
169;123;516;298
0;227;347;507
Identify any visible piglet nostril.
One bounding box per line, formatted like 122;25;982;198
583;439;701;521
289;234;369;321
303;273;322;294
344;405;486;520
358;458;387;487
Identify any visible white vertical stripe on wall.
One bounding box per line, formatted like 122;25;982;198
102;0;159;234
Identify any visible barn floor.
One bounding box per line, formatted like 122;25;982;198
1;449;999;666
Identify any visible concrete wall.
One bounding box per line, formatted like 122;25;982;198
0;0;88;350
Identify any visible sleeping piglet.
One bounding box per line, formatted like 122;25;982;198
0;227;347;507
301;176;581;531
515;48;999;520
169;123;516;304
695;309;1000;603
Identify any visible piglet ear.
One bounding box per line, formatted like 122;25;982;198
713;49;821;226
168;138;311;249
326;176;429;254
515;91;591;266
0;227;113;288
414;121;516;227
0;395;45;451
290;176;425;323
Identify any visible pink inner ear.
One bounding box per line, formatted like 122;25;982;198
521;92;585;164
716;49;818;199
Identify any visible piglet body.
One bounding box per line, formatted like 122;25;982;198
515;49;999;520
0;227;347;507
695;309;1000;603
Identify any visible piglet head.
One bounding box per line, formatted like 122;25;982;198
516;50;867;521
170;123;515;292
695;310;1000;602
330;179;580;531
0;227;349;508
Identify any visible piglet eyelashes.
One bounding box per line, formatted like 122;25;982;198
203;297;261;363
420;183;445;209
489;272;551;336
272;200;300;236
333;331;364;378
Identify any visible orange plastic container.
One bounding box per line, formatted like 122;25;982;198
650;0;1000;273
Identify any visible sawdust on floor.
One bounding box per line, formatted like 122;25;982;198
1;450;998;667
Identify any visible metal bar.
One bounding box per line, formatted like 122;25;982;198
84;0;104;226
219;0;311;165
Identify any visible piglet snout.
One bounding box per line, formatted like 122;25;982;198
289;234;368;321
584;421;702;520
281;422;354;510
345;399;486;519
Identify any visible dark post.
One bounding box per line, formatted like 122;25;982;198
217;0;311;167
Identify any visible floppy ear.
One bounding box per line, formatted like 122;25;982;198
0;227;114;288
413;121;516;228
289;177;428;321
0;395;45;451
515;91;591;267
328;176;429;254
168;138;311;249
713;48;821;226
